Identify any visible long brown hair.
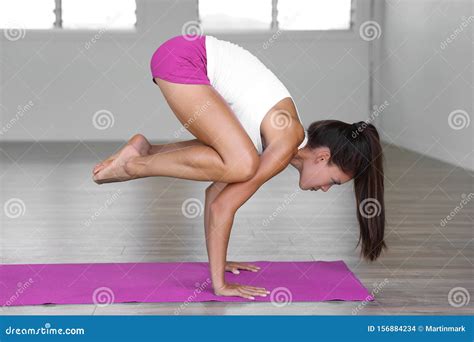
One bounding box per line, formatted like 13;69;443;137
307;120;387;261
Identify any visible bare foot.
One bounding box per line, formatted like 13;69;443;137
92;145;138;184
92;134;151;184
93;134;151;176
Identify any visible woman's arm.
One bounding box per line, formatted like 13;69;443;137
205;140;296;299
204;183;263;275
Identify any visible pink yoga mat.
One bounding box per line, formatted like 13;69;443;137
0;261;373;306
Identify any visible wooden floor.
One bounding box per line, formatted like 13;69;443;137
0;140;472;315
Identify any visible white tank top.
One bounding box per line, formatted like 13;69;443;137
205;35;308;154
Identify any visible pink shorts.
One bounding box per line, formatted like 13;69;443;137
150;34;211;85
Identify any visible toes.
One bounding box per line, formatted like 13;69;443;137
93;163;103;175
92;158;127;184
93;167;112;184
93;161;109;175
92;160;112;179
92;172;103;184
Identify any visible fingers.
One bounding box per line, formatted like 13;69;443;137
240;264;260;272
245;285;270;294
214;283;271;300
237;291;255;300
228;263;261;273
238;286;269;299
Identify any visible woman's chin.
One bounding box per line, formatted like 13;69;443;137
299;183;310;191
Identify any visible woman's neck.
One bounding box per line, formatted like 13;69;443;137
290;149;304;170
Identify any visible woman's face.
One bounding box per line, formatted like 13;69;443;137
296;147;353;191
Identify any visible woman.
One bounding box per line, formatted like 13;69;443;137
92;34;387;300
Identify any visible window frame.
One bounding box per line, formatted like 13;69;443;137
197;0;358;41
0;0;139;41
0;0;370;42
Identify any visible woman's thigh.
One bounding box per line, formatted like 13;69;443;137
154;77;258;165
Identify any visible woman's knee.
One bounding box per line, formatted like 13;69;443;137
224;151;259;182
241;153;259;180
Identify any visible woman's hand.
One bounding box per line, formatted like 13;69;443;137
225;261;260;274
214;283;270;300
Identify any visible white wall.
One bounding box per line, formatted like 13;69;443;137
373;0;473;171
2;1;471;170
0;0;373;143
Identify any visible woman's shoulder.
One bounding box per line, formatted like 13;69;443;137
261;97;305;151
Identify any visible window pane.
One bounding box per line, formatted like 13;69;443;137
62;0;136;29
0;0;55;29
278;0;352;30
199;0;272;32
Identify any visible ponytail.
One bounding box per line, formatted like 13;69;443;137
307;120;387;261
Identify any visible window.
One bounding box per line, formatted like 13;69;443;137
0;0;136;29
198;0;353;32
0;0;55;29
62;0;136;29
199;0;272;31
278;0;352;30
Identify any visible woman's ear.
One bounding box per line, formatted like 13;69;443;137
313;148;330;163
